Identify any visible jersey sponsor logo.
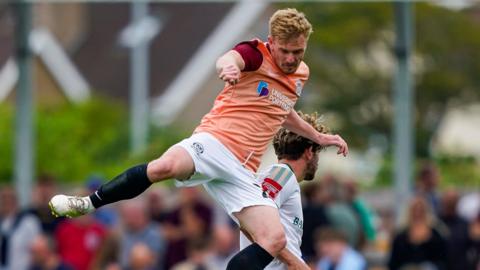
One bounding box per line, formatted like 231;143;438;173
261;177;283;199
191;142;204;155
293;216;303;229
256;81;294;111
269;89;294;111
257;80;269;97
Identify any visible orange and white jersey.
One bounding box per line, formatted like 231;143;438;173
195;39;309;172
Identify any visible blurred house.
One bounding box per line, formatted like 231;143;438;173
0;3;90;106
0;2;275;127
433;104;480;160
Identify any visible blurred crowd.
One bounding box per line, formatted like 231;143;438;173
0;161;479;270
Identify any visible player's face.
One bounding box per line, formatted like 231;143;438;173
268;35;307;74
304;151;319;181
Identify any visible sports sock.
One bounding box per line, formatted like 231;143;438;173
89;164;151;209
226;243;274;270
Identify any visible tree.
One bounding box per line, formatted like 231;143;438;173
290;2;480;157
0;97;185;183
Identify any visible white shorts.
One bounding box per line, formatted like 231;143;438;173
174;132;277;223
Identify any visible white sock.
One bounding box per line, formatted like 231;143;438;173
83;196;95;212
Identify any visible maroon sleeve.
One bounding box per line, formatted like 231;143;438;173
233;40;263;71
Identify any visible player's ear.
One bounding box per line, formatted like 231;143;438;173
268;35;274;46
304;146;314;160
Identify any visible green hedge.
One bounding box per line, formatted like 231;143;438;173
2;97;478;188
0;97;186;183
374;154;480;189
0;105;13;181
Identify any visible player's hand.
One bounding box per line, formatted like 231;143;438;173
218;64;241;85
318;133;349;157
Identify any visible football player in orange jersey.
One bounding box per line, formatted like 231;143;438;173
50;8;348;270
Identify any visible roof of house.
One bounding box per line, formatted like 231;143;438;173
0;4;14;68
72;2;233;99
0;2;233;101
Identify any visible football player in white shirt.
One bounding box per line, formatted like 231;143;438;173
240;112;330;270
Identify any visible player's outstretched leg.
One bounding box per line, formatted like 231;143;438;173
49;164;150;218
49;146;194;218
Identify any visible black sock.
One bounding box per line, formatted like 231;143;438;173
226;243;274;270
89;164;152;209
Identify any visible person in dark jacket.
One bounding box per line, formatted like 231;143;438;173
439;189;471;270
388;196;448;270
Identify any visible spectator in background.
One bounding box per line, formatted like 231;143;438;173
118;198;165;270
301;181;330;263
89;230;120;270
30;175;63;234
126;243;157;270
322;175;362;249
210;225;238;269
146;187;170;224
439;189;470;270
344;180;377;248
314;228;366;270
458;192;480;223
54;189;108;270
29;234;73;270
171;237;220;270
0;185;41;270
415;162;441;215
163;187;213;269
468;212;480;270
388;196;448;270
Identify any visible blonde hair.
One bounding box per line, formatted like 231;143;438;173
273;111;328;160
269;8;313;41
399;196;436;229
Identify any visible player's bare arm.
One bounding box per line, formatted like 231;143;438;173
282;110;349;156
216;50;245;85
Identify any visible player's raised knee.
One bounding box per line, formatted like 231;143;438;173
147;157;176;182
